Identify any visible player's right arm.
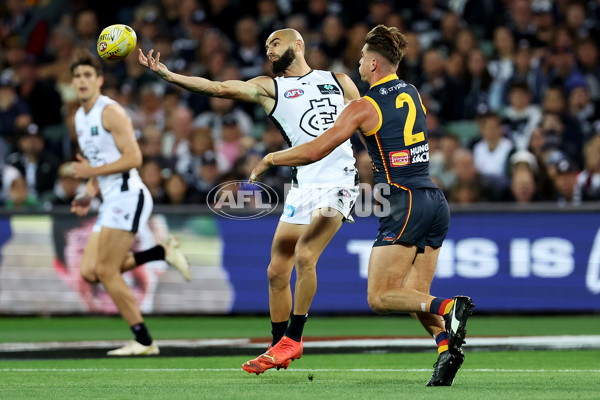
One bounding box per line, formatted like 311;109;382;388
138;49;275;107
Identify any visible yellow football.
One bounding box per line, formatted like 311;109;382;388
97;24;137;62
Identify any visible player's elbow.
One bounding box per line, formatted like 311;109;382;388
130;151;143;168
306;148;327;164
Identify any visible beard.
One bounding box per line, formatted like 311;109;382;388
271;48;296;75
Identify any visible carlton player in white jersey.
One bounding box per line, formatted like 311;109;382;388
70;49;190;356
140;28;361;373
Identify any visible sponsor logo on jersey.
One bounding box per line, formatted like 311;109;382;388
382;231;396;242
389;150;410;167
379;82;408;96
283;204;296;217
318;84;341;95
284;89;304;99
91;126;98;136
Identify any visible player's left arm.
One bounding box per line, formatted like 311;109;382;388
72;104;142;179
250;99;372;182
334;73;361;103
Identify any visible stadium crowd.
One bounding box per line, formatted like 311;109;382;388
1;0;600;210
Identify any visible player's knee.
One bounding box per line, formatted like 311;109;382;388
267;263;291;288
80;270;98;284
367;292;390;314
294;246;317;270
95;265;118;283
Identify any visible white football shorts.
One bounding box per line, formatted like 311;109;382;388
93;187;153;233
280;185;359;225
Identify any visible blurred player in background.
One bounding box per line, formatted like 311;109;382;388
250;25;474;386
140;28;361;373
70;49;191;356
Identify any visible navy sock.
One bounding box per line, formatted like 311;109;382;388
284;314;307;342
131;322;153;346
133;245;165;266
271;321;288;346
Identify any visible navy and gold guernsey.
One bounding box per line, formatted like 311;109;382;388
362;74;437;190
363;74;449;250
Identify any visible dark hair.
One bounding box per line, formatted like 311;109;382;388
364;24;408;65
70;48;103;76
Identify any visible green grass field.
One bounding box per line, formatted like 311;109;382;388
0;316;599;399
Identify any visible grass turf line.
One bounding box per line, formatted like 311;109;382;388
0;351;598;400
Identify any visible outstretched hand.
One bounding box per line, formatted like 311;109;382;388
138;49;170;80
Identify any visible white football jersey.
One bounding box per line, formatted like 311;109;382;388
74;95;145;198
270;70;357;187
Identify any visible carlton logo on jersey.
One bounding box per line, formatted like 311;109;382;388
299;98;337;137
390;150;410;167
284;89;304;99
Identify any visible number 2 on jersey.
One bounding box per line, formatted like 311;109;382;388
396;93;425;146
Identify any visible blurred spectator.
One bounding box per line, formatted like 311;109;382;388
567;83;600;141
420;48;465;122
0;74;30;149
448;148;497;202
204;0;240;41
454;28;478;59
502;81;542;151
463;48;493;120
40;162;86;208
4;176;38;209
164;172;195;205
232;16;266;81
139;159;167;204
488;27;516;111
15;59;63;131
430;132;461;193
542;87;585;166
319;14;347;66
179;127;225;195
194;96;253;143
473;112;514;182
0;149;22;205
550;156;580;205
530;0;555;48
255;0;284;45
506;0;536;47
575;38;600;101
430;11;461;59
398;31;423;88
509;166;540;203
564;2;589;40
461;0;506;40
37;25;77;103
574;135;600;202
406;0;446;50
74;10;99;53
162;105;194;171
6;124;60;200
504;44;546;106
139;124;171;169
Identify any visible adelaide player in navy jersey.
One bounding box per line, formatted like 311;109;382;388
250;25;474;386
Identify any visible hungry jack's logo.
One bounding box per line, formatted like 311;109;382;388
390;150;410;167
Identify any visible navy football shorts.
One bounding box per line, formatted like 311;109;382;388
373;187;450;251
